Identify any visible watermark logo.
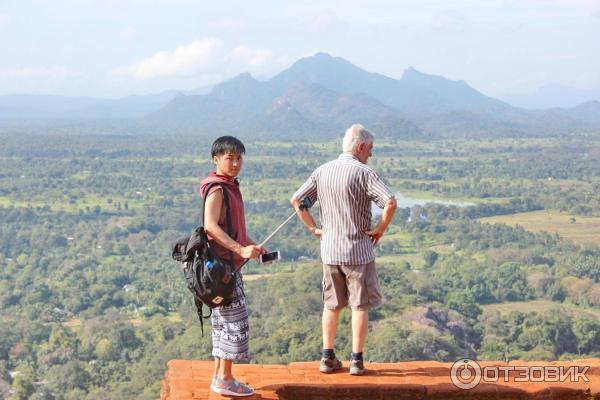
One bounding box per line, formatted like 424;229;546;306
451;359;482;389
450;359;590;390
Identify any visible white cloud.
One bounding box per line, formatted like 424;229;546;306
230;46;289;77
111;39;291;86
113;38;222;80
0;13;9;27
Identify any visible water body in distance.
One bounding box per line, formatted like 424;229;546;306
372;193;475;215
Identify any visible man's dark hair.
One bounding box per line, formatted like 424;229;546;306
211;136;246;157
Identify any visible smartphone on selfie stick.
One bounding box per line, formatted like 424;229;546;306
259;250;281;264
234;197;313;271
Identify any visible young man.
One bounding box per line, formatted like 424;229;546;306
290;124;397;375
200;136;263;396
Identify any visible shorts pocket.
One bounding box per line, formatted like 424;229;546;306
323;275;336;305
365;262;382;307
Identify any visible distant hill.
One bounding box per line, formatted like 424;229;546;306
148;72;423;139
553;100;600;124
0;84;212;122
270;53;509;115
148;52;513;138
149;53;600;138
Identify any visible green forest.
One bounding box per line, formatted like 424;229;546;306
1;132;600;399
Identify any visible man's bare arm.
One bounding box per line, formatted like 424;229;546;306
290;196;322;238
205;189;262;259
365;197;397;245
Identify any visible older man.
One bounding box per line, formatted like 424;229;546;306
290;124;397;375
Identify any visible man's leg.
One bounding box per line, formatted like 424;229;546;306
345;261;381;375
322;307;341;349
349;309;368;375
322;264;347;350
320;306;343;373
351;309;369;353
320;264;346;373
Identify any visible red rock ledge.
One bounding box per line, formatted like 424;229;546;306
160;359;600;399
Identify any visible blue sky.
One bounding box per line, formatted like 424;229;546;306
0;0;599;98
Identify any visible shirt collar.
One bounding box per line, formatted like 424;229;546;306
339;153;360;162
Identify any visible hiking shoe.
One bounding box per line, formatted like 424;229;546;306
349;359;365;375
319;357;343;373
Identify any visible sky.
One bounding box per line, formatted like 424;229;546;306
0;0;599;98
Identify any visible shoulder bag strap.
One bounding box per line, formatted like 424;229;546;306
200;182;235;268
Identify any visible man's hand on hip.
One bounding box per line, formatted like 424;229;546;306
309;226;323;238
366;197;397;245
364;227;384;245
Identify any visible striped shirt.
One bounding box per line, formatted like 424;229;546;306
293;153;395;265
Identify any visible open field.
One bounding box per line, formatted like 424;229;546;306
482;300;600;321
479;210;600;246
0;194;146;212
242;273;269;281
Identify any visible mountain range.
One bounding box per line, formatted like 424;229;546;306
1;53;599;139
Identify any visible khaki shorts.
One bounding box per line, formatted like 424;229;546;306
322;261;382;311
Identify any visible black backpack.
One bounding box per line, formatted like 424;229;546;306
171;182;239;334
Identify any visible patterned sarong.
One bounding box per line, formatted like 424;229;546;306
211;274;250;360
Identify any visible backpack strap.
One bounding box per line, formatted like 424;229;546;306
193;297;212;336
200;182;235;269
194;297;204;335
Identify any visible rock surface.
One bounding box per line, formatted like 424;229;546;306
161;359;600;399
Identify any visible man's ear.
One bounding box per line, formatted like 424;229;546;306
212;155;219;165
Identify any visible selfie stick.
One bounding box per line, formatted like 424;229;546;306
259;213;296;247
235;197;314;270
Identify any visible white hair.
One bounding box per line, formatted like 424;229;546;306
342;124;375;153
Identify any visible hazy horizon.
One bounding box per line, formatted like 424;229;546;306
1;0;599;101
